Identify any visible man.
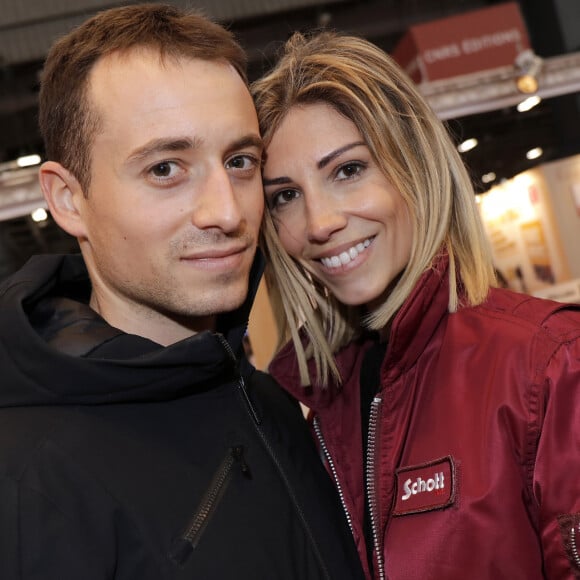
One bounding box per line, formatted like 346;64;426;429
0;5;363;579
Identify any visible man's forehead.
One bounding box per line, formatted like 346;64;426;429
85;50;259;158
89;47;237;81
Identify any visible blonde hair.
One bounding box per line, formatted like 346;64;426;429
252;31;495;385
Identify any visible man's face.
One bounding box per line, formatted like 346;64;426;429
74;50;264;343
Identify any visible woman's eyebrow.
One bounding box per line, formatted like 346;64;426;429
263;141;366;187
317;141;366;169
263;176;292;187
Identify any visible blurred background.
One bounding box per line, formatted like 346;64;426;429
1;0;580;328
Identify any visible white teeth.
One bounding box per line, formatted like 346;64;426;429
320;238;373;269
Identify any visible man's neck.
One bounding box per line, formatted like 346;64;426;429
89;294;216;346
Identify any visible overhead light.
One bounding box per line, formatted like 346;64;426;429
526;147;543;160
31;207;48;222
457;138;478;153
0;154;41;173
517;95;541;113
516;75;539;94
481;172;496;184
16;154;42;168
317;11;332;27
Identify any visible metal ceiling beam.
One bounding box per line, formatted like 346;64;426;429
0;0;349;66
0;168;45;222
419;51;580;120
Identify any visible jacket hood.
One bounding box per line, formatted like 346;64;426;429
0;252;263;407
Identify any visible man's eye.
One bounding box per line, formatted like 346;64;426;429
145;161;186;186
226;155;257;170
150;162;175;178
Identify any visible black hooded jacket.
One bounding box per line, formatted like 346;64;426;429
0;254;363;580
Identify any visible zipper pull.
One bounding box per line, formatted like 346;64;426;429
232;445;252;478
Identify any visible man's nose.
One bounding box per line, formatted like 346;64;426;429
191;168;244;233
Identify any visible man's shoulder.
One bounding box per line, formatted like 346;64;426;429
0;406;76;477
0;406;88;486
245;368;302;417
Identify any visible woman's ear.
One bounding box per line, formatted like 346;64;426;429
38;161;88;238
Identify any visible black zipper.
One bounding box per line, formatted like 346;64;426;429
170;445;250;565
236;375;332;580
216;333;332;580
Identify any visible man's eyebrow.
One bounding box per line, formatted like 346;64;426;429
226;134;264;155
127;134;264;164
317;141;366;169
126;137;199;163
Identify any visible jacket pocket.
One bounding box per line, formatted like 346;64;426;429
170;445;251;566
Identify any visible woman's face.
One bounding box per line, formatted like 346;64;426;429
262;102;413;310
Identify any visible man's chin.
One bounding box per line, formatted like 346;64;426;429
191;278;250;316
214;283;250;315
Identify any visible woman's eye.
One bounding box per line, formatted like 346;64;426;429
336;162;365;180
270;189;300;209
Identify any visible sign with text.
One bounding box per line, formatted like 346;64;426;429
392;2;531;83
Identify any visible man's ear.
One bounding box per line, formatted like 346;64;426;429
39;161;88;238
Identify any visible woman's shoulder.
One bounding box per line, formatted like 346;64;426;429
463;287;580;350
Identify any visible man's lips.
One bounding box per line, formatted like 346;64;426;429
180;244;250;261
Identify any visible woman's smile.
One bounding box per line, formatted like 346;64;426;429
318;237;374;269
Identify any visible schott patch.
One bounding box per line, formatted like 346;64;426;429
393;456;456;517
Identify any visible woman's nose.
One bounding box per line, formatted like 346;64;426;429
305;194;347;243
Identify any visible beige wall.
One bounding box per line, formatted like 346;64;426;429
478;154;580;294
540;154;580;279
247;278;278;370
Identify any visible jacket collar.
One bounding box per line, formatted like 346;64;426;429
269;253;451;411
0;251;264;406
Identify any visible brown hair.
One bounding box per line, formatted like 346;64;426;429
39;3;247;192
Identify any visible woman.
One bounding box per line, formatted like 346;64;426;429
252;31;580;580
